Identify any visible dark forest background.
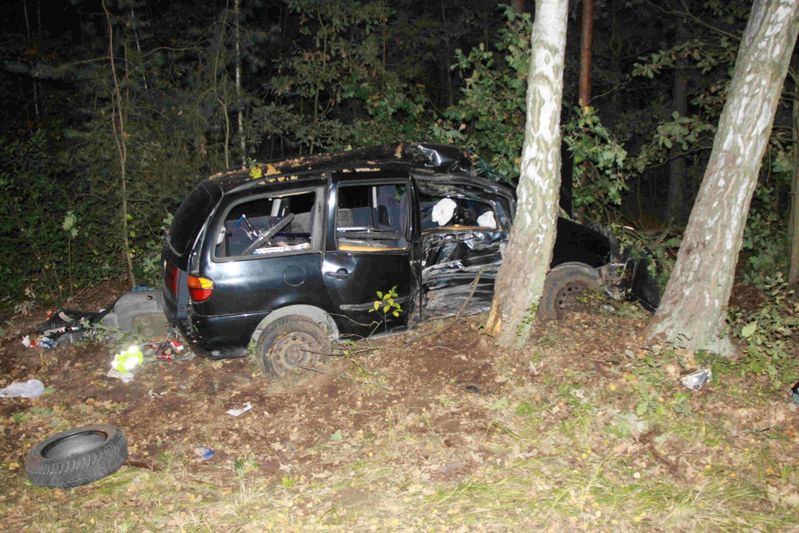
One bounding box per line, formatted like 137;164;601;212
0;0;794;309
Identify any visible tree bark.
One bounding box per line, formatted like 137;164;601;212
235;0;246;167
789;67;799;285
578;0;594;108
485;0;568;348
667;16;689;221
647;0;799;355
440;0;453;108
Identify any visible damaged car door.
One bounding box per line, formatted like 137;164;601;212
415;176;515;320
322;174;414;337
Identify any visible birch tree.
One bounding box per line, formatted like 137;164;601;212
485;0;569;347
647;0;799;354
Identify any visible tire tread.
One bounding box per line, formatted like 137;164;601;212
25;425;128;488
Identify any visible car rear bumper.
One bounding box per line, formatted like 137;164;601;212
170;308;268;359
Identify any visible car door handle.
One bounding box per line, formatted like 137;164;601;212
326;268;351;280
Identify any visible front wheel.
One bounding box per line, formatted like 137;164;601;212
255;316;332;378
538;263;602;320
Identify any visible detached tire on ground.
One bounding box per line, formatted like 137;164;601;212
25;424;128;488
256;316;332;378
538;262;602;320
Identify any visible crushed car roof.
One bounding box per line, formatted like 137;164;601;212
208;143;510;193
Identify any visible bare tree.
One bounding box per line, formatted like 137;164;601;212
667;15;689;221
578;0;594;108
235;0;246;167
647;0;799;354
102;0;136;287
485;0;569;348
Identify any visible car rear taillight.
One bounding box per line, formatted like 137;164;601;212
165;263;179;295
187;275;214;302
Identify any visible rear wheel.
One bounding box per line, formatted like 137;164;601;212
538;263;602;320
256;316;332;378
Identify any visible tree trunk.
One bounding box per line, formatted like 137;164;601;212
440;0;453;108
646;0;799;355
667;16;689;221
102;0;136;287
512;0;526;14
235;0;246;167
485;0;569;348
789;67;799;285
578;0;594;108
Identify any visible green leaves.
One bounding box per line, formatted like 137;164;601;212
729;275;799;386
740;322;757;339
370;285;403;319
62;211;78;239
563;107;628;212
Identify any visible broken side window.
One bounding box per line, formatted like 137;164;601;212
336;183;409;252
419;193;497;231
215;189;317;258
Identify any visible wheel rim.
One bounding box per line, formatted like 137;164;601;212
42;431;107;460
267;331;320;377
554;281;592;318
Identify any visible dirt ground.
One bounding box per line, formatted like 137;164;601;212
0;282;797;531
0;281;508;480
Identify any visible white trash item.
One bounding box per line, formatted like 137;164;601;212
226;402;253;417
0;379;45;398
680;368;712;391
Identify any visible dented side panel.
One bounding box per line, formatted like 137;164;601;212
413;174;513;319
420;229;505;319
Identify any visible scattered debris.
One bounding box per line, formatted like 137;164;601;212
36;308;109;342
108;345;144;382
143;339;187;361
21;335;56;350
226;402;253;417
21;289;168;349
0;378;45;398
194;446;215;461
681;368;712;390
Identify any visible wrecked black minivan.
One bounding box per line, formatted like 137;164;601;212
162;143;658;376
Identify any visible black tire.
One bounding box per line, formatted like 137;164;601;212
25;424;128;488
256;316;332;378
538;263;602;320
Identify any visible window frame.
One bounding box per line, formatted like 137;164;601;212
333;179;411;253
418;192;500;233
210;185;325;263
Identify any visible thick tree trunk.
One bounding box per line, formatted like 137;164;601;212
578;0;594;108
647;0;799;355
485;0;568;348
667;17;689;221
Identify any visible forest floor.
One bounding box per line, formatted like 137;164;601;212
0;281;797;531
